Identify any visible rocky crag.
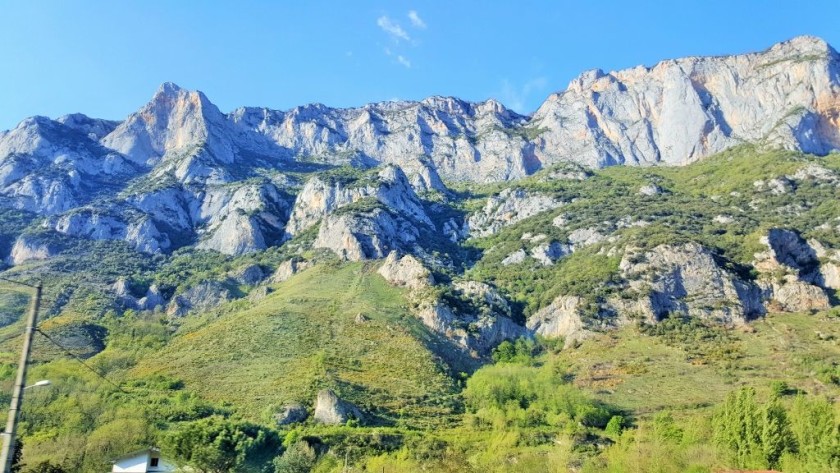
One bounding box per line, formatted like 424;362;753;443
3;36;840;357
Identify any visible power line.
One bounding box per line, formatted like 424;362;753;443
35;329;126;394
0;333;21;346
0;277;37;289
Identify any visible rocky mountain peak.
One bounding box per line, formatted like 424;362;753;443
155;81;186;98
100;82;226;167
56;113;119;141
768;35;837;58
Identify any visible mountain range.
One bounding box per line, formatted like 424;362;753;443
1;35;840;472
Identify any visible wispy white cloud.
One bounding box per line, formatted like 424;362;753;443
377;15;410;42
408;10;426;29
499;77;549;113
396;55;412;68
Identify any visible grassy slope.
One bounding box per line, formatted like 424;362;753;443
562;312;840;415
132;262;458;425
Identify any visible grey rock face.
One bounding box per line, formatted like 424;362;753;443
231;96;532;184
454;281;513;317
137;285;164;311
752;228;834;311
274;403;308;426
766;276;831;312
166;281;232;317
51;208;171;254
230;264;265;285
531;241;571;266
194;181;290;255
8;235;57;265
819;262;840;290
427;281;525;354
272;258;312;283
526;295;591;348
501;249;528;266
638;184;662;196
376;254;525;355
313;389;364;425
529;36;840;168
0;116;138;214
2;37;840;229
313;208;418;261
619;243;764;324
754;228;819;277
567;227;609;250
467;188;563;238
286;165;430;238
377;251;434;289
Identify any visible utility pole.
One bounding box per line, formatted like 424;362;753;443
0;282;41;472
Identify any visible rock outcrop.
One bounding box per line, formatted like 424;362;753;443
413;281;526;355
166;281;232;317
7;235;57;265
313;208;418;261
753;228;834;312
51;208;171;254
526;296;592;348
377;252;434;289
467;188;563;238
529;36;840;168
530;241;570;266
272;258;312;283
195;182;290;255
285;165;430;237
313;389;364;425
765;276;831;312
619;243;764;324
274;403;308;426
230;264;266;286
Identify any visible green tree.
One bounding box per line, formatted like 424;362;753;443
22;462;67;473
165;416;281;473
605;415;625;437
788;395;840;468
713;387;794;470
273;441;317;473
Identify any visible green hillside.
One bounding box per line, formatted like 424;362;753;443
0;146;837;472
133;262;459;423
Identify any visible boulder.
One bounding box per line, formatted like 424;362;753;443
638;184;662;196
274;403;308;426
567;227;609;250
272;258;312;283
313;389;364;425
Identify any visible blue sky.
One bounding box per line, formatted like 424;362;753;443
1;0;839;130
